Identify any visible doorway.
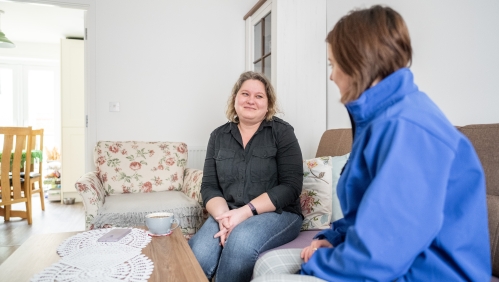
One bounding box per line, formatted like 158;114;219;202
0;1;85;200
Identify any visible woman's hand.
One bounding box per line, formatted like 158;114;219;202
300;239;333;263
214;206;252;243
214;217;230;247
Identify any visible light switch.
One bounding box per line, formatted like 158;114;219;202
109;102;120;112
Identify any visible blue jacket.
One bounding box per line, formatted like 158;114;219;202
301;68;491;281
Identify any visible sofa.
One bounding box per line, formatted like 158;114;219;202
260;123;499;280
74;141;205;238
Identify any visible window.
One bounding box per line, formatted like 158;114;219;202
0;62;60;151
245;0;272;81
253;13;271;80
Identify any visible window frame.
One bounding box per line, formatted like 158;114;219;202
245;1;272;78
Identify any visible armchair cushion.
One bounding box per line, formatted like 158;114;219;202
91;191;203;236
94;141;188;194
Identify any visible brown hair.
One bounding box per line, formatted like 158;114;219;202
226;71;279;123
327;5;412;103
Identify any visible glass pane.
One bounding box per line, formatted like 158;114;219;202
264;56;271;81
254;60;262;74
0;68;15;126
254;21;262;59
264;13;271;55
27;69;58;150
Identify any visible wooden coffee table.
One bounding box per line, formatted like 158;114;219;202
0;227;207;282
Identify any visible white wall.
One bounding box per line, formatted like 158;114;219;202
273;0;327;159
0;42;59;61
94;0;255;148
326;0;499;128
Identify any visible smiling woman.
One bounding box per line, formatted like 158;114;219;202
188;71;304;282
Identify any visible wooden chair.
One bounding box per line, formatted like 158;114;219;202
0;126;33;224
23;129;45;211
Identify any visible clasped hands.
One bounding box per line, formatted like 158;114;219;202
213;207;251;247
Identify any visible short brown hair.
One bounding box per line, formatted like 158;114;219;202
226;71;279;123
327;5;412;103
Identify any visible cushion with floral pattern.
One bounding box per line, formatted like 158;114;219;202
300;156;334;230
94;141;187;195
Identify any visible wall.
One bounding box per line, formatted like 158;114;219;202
273;0;327;159
326;0;499;129
0;42;59;61
94;0;255;151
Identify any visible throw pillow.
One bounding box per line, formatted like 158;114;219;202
300;156;333;230
330;153;350;222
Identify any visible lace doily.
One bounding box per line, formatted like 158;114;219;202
31;245;154;282
57;228;151;257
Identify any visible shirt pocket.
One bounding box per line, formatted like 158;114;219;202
215;148;236;183
251;146;278;183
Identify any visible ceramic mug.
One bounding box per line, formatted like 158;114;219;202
145;212;179;235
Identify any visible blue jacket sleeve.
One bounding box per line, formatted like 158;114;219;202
314;218;349;247
301;121;456;281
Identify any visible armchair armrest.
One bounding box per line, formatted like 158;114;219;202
75;171;106;230
182;168;203;207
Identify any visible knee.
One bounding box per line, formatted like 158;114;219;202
224;228;260;256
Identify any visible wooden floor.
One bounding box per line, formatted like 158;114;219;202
0;194;85;265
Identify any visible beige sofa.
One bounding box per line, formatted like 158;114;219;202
75;141;205;238
261;123;499;279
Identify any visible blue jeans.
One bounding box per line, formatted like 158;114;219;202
188;211;302;282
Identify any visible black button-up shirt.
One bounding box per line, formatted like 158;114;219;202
201;117;303;217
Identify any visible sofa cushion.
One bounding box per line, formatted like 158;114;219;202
330;153;349;223
90;191;203;237
94;141;187;194
301;157;333;230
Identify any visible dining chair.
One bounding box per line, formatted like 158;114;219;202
0;126;33;224
22;129;45;211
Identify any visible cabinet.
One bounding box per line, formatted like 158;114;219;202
60;38;85;201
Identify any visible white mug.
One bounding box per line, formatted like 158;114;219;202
145;212;179;235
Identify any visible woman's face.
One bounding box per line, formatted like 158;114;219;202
234;79;268;124
328;44;352;98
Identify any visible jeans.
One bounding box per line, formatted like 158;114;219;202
188;211;302;282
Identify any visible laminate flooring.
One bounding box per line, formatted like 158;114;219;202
0;194;85;265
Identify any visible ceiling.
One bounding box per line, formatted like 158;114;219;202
0;1;84;45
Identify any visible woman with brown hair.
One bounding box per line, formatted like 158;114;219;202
252;5;490;281
188;71;303;282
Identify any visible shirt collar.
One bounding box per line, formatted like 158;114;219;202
225;118;273;133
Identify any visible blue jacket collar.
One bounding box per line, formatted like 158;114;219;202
346;68;418;125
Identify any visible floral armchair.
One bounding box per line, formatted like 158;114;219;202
75;141;204;238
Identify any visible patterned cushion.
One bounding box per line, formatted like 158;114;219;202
94;141;187;195
300;157;333;230
182;168;203;206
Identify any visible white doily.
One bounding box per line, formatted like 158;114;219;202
31;245;154;282
57;228;151;257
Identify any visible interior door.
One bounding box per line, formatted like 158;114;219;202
61;38;85;201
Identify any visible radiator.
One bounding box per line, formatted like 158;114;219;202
187;146;207;170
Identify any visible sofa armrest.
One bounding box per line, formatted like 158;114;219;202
183;168;203;207
75;171;106;230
